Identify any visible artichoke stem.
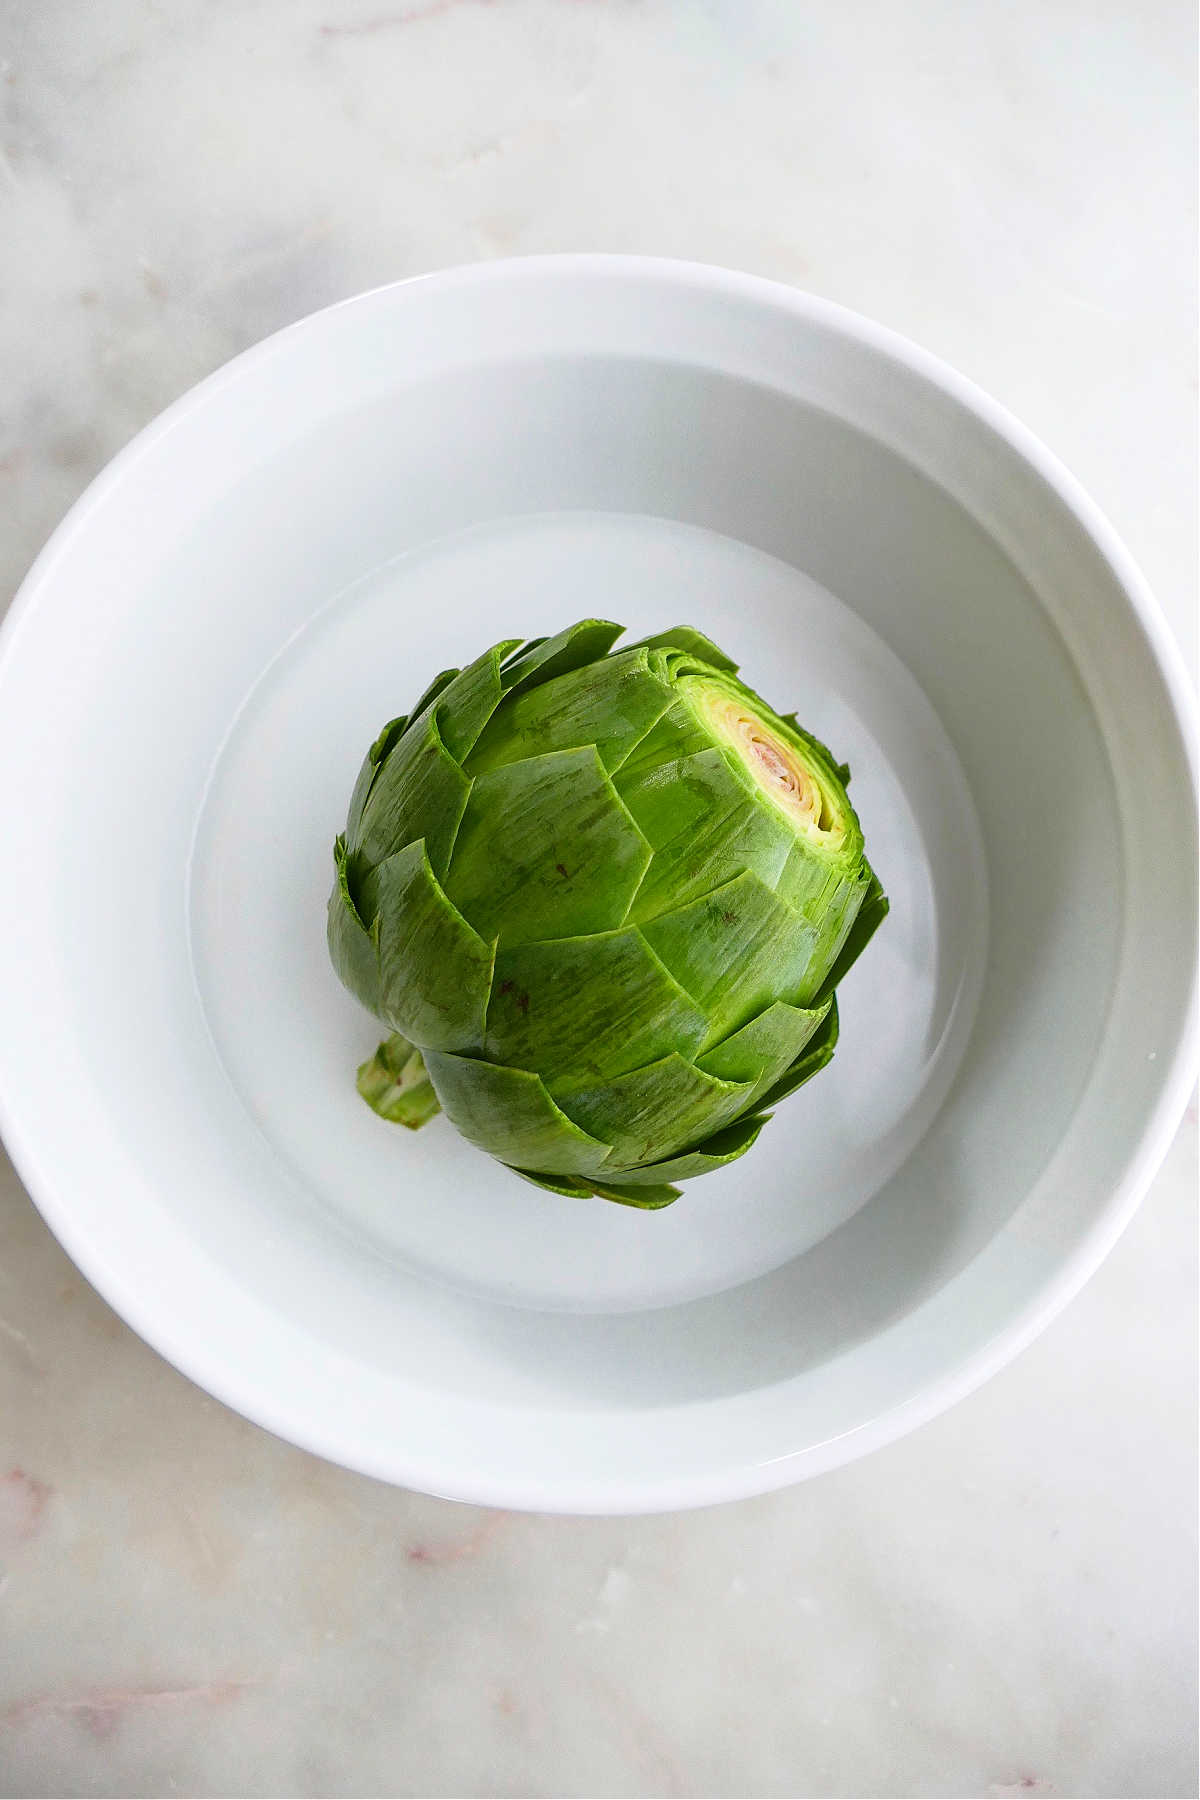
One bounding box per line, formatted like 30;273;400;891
357;1034;442;1129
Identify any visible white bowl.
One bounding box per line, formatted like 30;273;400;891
0;258;1194;1512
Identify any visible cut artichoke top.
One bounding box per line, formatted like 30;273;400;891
328;619;887;1208
690;680;850;848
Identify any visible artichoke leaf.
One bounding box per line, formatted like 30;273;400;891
508;1166;597;1199
434;639;521;762
486;928;708;1084
499;618;624;695
639;869;820;1040
327;834;383;1019
812;865;890;1003
508;1166;681;1207
366;841;494;1051
467;647;674;777
605;1111;770;1185
696;996;831;1101
587;1179;681;1209
611;698;725;782
618;747;799;918
423;1051;612;1175
627;626;739;672
754;997;840;1108
404;665;460;727
500;635;546;670
444;746;652;947
355;706;472;879
345;714;407;845
552;1051;754;1171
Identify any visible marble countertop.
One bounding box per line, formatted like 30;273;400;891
1;4;1195;1796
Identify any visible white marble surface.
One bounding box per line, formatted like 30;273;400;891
0;3;1196;1795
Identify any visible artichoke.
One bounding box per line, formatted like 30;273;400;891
328;619;887;1208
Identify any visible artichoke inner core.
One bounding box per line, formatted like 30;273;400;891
690;681;841;844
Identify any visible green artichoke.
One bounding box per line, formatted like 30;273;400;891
328;619;887;1208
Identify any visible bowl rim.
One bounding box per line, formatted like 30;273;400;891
0;254;1196;1512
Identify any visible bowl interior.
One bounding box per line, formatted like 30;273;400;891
190;503;988;1315
0;262;1192;1508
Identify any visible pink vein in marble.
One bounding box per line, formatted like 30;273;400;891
3;1681;254;1743
320;1;496;37
0;1468;52;1546
407;1510;508;1565
319;0;601;34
